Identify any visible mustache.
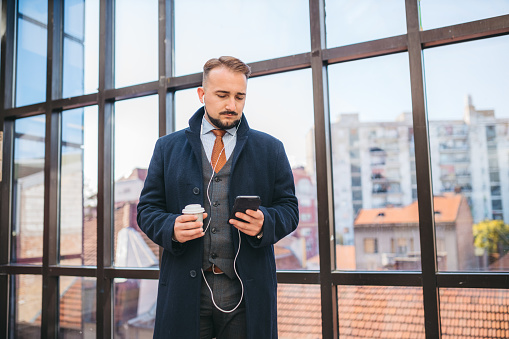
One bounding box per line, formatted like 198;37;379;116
219;111;238;116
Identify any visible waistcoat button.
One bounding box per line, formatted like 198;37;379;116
193;187;200;195
211;227;217;234
190;270;197;278
211;253;217;259
213;201;219;207
214;177;221;182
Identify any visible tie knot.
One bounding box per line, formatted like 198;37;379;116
212;129;226;138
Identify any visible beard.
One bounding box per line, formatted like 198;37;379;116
206;111;241;130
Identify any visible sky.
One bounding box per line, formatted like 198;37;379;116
68;0;509;190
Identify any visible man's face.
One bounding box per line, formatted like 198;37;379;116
198;67;247;130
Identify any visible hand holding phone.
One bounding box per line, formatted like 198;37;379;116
229;196;261;221
229;196;264;238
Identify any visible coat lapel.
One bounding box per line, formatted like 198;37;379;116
185;107;251;174
230;114;249;172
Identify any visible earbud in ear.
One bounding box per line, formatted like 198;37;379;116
202;95;205;104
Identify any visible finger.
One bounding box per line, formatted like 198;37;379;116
229;218;245;229
234;212;252;223
231;222;257;236
177;221;203;231
230;218;256;232
180;227;205;241
177;214;198;223
186;227;205;238
246;209;264;221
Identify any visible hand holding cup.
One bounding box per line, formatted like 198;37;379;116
173;204;207;243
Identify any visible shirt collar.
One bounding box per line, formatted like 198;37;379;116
201;115;237;136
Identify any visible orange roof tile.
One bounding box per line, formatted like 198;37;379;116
277;285;509;338
355;194;464;226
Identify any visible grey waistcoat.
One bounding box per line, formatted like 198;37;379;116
201;148;235;279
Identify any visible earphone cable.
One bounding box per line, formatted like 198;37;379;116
201;106;244;313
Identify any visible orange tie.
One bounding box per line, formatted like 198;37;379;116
211;129;227;173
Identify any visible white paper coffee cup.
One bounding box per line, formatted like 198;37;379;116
182;204;205;223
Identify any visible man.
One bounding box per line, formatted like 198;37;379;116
137;56;299;339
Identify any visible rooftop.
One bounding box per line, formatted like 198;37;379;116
355;194;465;226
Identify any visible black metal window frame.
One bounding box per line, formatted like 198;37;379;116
0;0;508;338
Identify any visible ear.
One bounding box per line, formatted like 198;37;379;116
197;87;205;104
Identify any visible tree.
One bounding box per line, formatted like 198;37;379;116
472;219;509;262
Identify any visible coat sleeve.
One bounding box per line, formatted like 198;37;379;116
247;140;299;248
137;139;186;255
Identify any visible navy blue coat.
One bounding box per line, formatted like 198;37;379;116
137;107;299;338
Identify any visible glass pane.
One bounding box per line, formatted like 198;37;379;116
338;286;425;338
60;106;98;266
278;284;321;338
64;0;84;40
440;288;509;338
115;0;158;88
63;39;84;98
19;0;48;24
424;36;509;271
114;96;159;268
420;0;509;30
174;0;310;76
246;70;318;270
16;0;48;107
174;88;196;132
175;70;319;271
325;0;407;48
12;275;42;338
63;0;99;98
13;115;46;264
59;277;97;338
328;53;417;271
114;278;158;338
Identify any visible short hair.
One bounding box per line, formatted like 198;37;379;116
202;56;251;86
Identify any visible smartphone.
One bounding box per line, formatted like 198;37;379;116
229;196;261;221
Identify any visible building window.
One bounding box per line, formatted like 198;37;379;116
364;238;378;254
397;238;408;255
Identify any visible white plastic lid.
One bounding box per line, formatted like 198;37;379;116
182;204;205;214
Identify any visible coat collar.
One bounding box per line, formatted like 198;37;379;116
185;107;250;170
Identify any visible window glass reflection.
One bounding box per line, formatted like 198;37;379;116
174;0;310;76
325;0;407;48
114;96;159;268
175;70;318;271
338;286;425;338
328;53;417;271
420;0;509;30
16;0;48;106
246;70;318;270
63;0;99;98
64;0;84;40
175;88;197;132
59;277;97;338
114;278;158;338
12;275;42;338
19;0;48;24
115;0;158;88
63;39;84;98
424;36;509;271
13;115;46;265
60;107;98;266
